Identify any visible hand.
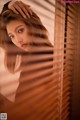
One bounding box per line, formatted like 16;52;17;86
8;1;32;18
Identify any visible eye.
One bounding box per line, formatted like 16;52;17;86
18;28;24;33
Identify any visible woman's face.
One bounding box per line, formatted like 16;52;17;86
6;20;31;51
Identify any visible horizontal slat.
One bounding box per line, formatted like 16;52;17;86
43;110;59;120
20;67;61;81
63;81;71;89
6;91;59;119
63;86;71;94
67;21;76;29
63;64;73;69
0;69;61;89
62;96;70;109
63;70;73;76
62;109;70;120
64;59;74;64
62;102;70;113
68;6;78;16
63;92;71;101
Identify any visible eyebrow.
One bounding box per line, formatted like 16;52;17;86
8;25;24;36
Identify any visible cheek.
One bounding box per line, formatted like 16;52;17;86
26;32;32;43
22;32;30;43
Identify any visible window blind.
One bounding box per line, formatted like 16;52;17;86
54;1;66;120
0;0;78;120
62;2;78;120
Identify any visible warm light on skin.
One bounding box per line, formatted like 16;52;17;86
0;47;20;102
6;20;32;51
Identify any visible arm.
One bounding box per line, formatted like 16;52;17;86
1;1;32;18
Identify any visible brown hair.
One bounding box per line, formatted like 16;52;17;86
0;9;52;73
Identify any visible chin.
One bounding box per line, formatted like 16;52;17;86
23;48;29;52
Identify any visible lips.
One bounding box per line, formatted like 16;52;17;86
21;44;28;47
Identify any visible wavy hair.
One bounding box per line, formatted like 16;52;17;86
0;9;52;73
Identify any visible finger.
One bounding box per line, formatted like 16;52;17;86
25;5;33;16
26;5;31;7
18;2;30;18
13;4;27;18
20;1;33;15
9;6;19;14
21;7;30;18
18;1;30;18
8;1;19;14
19;1;31;8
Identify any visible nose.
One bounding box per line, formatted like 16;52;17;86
18;40;23;44
15;35;23;45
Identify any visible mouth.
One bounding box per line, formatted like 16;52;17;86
21;44;28;48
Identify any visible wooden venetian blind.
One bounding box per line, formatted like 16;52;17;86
65;4;79;120
54;1;78;120
0;0;78;120
62;3;78;120
54;0;66;120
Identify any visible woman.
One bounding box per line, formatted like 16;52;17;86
0;0;34;117
0;1;53;120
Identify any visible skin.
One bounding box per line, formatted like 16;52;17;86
6;20;32;51
8;1;32;18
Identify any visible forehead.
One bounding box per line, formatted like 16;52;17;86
6;20;26;32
